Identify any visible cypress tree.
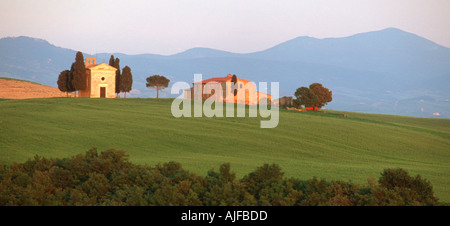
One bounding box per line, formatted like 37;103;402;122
68;63;76;93
109;55;121;97
231;74;238;96
57;70;70;97
109;55;115;66
71;51;87;94
114;58;121;97
120;66;133;98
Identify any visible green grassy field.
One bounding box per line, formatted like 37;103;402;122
1;98;449;202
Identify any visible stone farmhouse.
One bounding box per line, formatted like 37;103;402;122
184;74;272;105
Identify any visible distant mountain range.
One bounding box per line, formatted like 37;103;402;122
0;28;449;118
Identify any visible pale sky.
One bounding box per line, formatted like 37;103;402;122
1;0;449;55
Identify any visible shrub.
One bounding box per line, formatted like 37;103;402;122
375;168;438;206
0;150;441;206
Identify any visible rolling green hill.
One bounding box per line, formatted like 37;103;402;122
0;98;449;202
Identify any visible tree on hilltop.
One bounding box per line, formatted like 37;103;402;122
146;75;170;99
293;87;318;109
309;83;332;109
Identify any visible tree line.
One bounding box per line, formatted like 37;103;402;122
57;52;133;98
0;149;440;206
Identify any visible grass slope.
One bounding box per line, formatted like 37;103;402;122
0;77;41;85
1;98;449;202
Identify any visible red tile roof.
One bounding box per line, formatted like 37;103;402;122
257;91;272;98
194;74;252;84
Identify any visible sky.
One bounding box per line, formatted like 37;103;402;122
1;0;449;55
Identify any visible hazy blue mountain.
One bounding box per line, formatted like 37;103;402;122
0;36;75;85
1;28;449;118
246;28;450;91
168;47;241;59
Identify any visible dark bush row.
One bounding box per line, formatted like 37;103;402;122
0;149;439;206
